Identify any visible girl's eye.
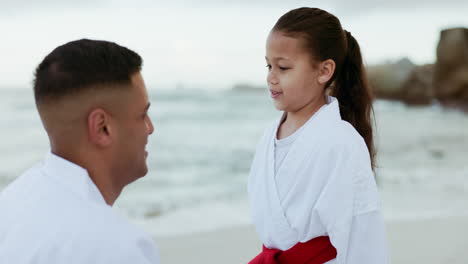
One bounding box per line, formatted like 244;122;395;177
266;64;272;70
279;66;290;71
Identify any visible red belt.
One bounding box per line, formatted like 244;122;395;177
248;236;337;264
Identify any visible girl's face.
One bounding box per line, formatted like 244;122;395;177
265;31;327;113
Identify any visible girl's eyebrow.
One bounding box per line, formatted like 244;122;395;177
265;56;290;62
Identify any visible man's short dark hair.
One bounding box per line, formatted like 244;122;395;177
33;39;142;105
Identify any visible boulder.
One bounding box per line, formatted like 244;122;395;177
400;64;434;105
434;27;468;109
367;58;415;100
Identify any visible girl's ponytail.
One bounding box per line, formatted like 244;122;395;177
332;31;376;170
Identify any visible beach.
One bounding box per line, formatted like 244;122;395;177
1;88;467;263
156;215;468;264
1;2;467;263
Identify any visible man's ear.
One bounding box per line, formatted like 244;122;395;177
317;59;336;85
88;108;112;147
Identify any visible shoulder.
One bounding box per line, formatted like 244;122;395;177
318;120;370;165
1;163;42;194
318;120;380;209
0;163;45;209
66;207;159;263
332;122;380;215
80;204;151;240
327;120;366;147
327;120;375;179
45;191;155;249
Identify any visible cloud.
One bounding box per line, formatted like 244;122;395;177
3;0;466;20
0;0;105;16
0;0;324;17
325;0;468;16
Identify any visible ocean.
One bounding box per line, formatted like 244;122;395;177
1;87;467;237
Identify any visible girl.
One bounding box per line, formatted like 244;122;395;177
248;7;389;264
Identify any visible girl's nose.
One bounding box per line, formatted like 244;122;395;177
267;71;279;85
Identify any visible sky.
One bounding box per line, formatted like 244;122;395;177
1;0;467;89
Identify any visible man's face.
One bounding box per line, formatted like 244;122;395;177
112;72;154;184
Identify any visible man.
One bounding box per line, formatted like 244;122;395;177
0;39;159;263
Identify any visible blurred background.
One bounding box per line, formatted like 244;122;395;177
1;1;468;263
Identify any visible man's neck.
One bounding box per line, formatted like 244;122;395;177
51;147;122;206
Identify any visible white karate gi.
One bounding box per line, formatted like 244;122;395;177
0;152;159;264
248;96;389;263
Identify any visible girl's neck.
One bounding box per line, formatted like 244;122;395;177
277;95;327;140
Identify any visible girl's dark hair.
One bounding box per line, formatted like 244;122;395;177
273;7;376;170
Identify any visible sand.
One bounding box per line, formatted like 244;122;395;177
156;215;468;264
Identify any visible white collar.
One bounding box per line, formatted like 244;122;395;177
43;152;108;206
275;95;342;137
324;95;342;120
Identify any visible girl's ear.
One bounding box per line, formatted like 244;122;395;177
317;59;336;84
